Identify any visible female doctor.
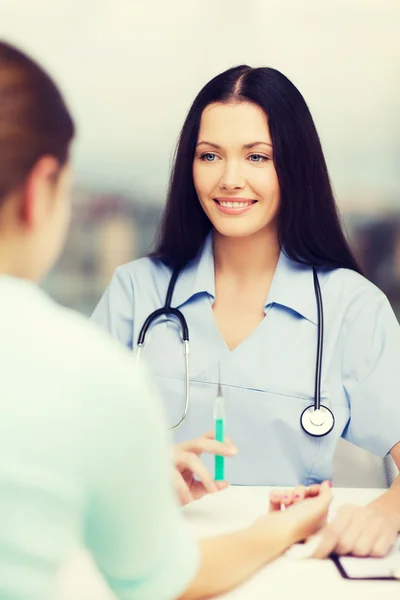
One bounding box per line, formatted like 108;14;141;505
92;65;400;558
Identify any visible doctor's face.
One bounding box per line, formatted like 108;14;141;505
193;101;280;240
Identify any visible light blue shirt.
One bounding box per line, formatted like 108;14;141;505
0;277;198;600
91;233;400;486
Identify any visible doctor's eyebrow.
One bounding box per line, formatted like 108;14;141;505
196;141;273;149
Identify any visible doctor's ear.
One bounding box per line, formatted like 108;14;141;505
20;156;62;227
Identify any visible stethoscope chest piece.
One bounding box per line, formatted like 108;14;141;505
300;405;335;437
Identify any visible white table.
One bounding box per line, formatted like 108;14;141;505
58;487;400;599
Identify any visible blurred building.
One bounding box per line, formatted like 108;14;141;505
43;188;162;315
351;213;400;317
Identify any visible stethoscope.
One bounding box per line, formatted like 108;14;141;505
134;266;335;437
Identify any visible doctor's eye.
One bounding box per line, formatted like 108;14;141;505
199;153;220;162
248;154;269;163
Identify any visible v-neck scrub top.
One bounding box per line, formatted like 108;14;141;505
91;234;400;486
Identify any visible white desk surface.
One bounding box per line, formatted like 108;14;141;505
58;486;400;600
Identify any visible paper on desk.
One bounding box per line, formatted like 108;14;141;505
337;537;400;579
338;553;400;579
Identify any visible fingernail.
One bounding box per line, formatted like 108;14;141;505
283;495;289;500
294;494;300;499
216;480;229;489
327;481;332;488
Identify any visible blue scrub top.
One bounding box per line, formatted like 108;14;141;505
91;233;400;486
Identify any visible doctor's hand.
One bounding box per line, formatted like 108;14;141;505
173;432;238;505
312;503;399;559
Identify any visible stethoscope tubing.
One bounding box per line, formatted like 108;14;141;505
135;263;335;436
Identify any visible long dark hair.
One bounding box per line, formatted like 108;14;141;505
152;65;362;274
0;41;75;205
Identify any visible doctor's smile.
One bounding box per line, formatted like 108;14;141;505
213;197;258;215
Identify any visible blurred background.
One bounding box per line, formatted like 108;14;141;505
0;0;399;318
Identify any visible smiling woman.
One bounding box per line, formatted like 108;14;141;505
92;65;400;559
193;101;280;239
149;65;360;272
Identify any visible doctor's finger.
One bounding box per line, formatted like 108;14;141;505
191;479;230;502
313;507;354;558
202;431;235;444
184;437;238;457
350;519;385;557
334;510;373;555
173;470;194;505
175;451;218;493
370;530;397;558
201;431;235;446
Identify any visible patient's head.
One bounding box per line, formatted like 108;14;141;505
0;41;75;281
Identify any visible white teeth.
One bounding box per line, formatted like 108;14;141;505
219;201;252;208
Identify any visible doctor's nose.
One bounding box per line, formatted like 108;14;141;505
219;164;245;191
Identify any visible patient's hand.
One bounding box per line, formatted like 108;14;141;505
269;482;330;512
257;481;333;546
